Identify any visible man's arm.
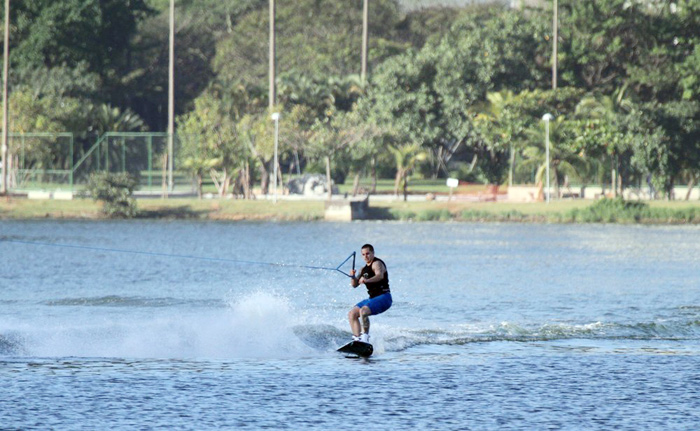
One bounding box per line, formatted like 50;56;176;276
362;261;385;284
349;269;359;287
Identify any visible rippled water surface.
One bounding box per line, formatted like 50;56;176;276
1;220;699;430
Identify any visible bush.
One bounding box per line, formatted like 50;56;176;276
85;172;139;218
387;208;454;221
458;209;494;221
566;198;648;223
388;209;417;221
415;209;452;221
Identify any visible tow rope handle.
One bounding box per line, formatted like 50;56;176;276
334;251;356;278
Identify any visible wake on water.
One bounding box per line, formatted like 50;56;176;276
1;291;699;359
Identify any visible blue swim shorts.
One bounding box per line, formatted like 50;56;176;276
356;292;392;315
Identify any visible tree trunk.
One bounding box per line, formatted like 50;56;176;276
209;168;227;197
161;153;168;198
618;165;623;198
9;153;16;188
196;173;202;199
212;168;230;197
394;168;403;197
508;143;514;188
259;163;269;196
686;176;696;201
352;172;360;197
611;160;617;197
370;157;377;193
222;168;229;197
535;180;544;202
402;171;408;202
243;161;251;200
666;178;675;200
325;155;333;201
277;159;284;195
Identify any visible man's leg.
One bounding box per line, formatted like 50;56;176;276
348;305;372;337
348;306;361;337
359;305;371;335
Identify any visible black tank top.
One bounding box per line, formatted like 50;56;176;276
361;257;390;298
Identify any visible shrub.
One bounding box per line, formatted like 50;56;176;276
566;198;648;223
389;209;417;221
458;209;494;221
415;209;452;221
85;172;139;218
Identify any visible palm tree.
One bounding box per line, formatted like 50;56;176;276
90;104;146;135
473;90;525;187
574;86;634;197
520;116;590;200
88;104;148;177
388;141;427;201
307;109;372;200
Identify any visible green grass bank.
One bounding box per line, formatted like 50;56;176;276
1;196;699;224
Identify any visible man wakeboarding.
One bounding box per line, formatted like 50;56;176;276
347;244;392;344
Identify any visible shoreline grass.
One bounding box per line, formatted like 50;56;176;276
1;196;699;224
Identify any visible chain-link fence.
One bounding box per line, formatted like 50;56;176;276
2;132;194;195
3;133;75;191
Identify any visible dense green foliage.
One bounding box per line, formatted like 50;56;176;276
85;172;139;218
566;197;649;223
2;0;699;199
565;197;699;223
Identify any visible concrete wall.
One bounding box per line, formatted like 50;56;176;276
27;191;74;200
506;185;700;202
324;198;369;221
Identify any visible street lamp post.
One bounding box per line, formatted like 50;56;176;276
542;113;554;203
269;0;276;109
1;0;10;195
361;0;368;85
271;112;280;203
552;0;558;90
167;0;175;193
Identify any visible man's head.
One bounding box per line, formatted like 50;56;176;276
361;244;374;264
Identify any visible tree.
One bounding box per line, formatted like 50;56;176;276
388;140;427;201
238;111;278;197
574;86;635;196
275;104;316;182
394;5;463;49
88;104;146;136
307;109;374;200
431;6;548;157
176;91;243;198
624;0;700;103
8;0;152;82
629;101;700;199
277;74;365;118
479;87;585;187
473;90;527;186
368;48;444;175
520;115;590;200
555;0;652;92
369;6;548;179
212;0;404;95
678;44;700;101
121;7;216;131
149;0;266;40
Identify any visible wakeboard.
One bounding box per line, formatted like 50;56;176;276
337;340;373;358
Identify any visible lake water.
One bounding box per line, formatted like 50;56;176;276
1;220;699;430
